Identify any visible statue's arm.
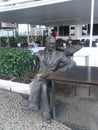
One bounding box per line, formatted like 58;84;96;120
56;55;76;72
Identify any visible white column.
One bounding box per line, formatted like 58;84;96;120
89;0;95;48
27;24;30;43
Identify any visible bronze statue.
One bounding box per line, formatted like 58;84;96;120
25;37;76;120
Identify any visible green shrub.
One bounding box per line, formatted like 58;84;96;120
9;37;17;47
0;37;7;47
0;48;37;83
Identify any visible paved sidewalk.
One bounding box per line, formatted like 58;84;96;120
0;89;71;130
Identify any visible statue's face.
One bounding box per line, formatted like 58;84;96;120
46;43;55;51
45;36;56;51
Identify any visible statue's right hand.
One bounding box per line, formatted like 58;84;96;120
36;72;49;79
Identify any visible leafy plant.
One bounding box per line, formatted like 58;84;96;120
0;48;37;83
9;37;17;47
0;35;27;48
0;37;7;47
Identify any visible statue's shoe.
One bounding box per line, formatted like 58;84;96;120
43;112;52;121
28;103;39;111
21;103;39;111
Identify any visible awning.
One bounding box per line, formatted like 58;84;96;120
0;0;97;26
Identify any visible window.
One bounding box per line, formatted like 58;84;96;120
93;24;98;35
54;26;57;32
59;26;69;36
82;25;87;35
88;24;98;35
70;25;75;36
43;29;48;37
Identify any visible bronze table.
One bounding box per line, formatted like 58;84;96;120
48;66;98;119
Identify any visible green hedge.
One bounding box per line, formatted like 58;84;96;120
0;48;37;83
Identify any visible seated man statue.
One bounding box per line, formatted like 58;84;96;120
24;36;76;120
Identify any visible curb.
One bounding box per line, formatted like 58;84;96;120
0;79;30;95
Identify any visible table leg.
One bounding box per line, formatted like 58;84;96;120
74;85;77;96
88;86;91;96
50;80;56;119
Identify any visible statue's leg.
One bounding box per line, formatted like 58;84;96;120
40;82;51;120
28;76;42;110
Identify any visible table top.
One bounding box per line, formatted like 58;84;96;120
48;66;98;86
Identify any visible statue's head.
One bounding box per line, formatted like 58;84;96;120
46;36;56;51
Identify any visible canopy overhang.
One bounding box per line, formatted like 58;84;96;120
0;0;98;26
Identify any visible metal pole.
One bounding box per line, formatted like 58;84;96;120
89;0;94;48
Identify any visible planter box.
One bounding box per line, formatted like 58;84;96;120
0;78;30;95
0;74;34;95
